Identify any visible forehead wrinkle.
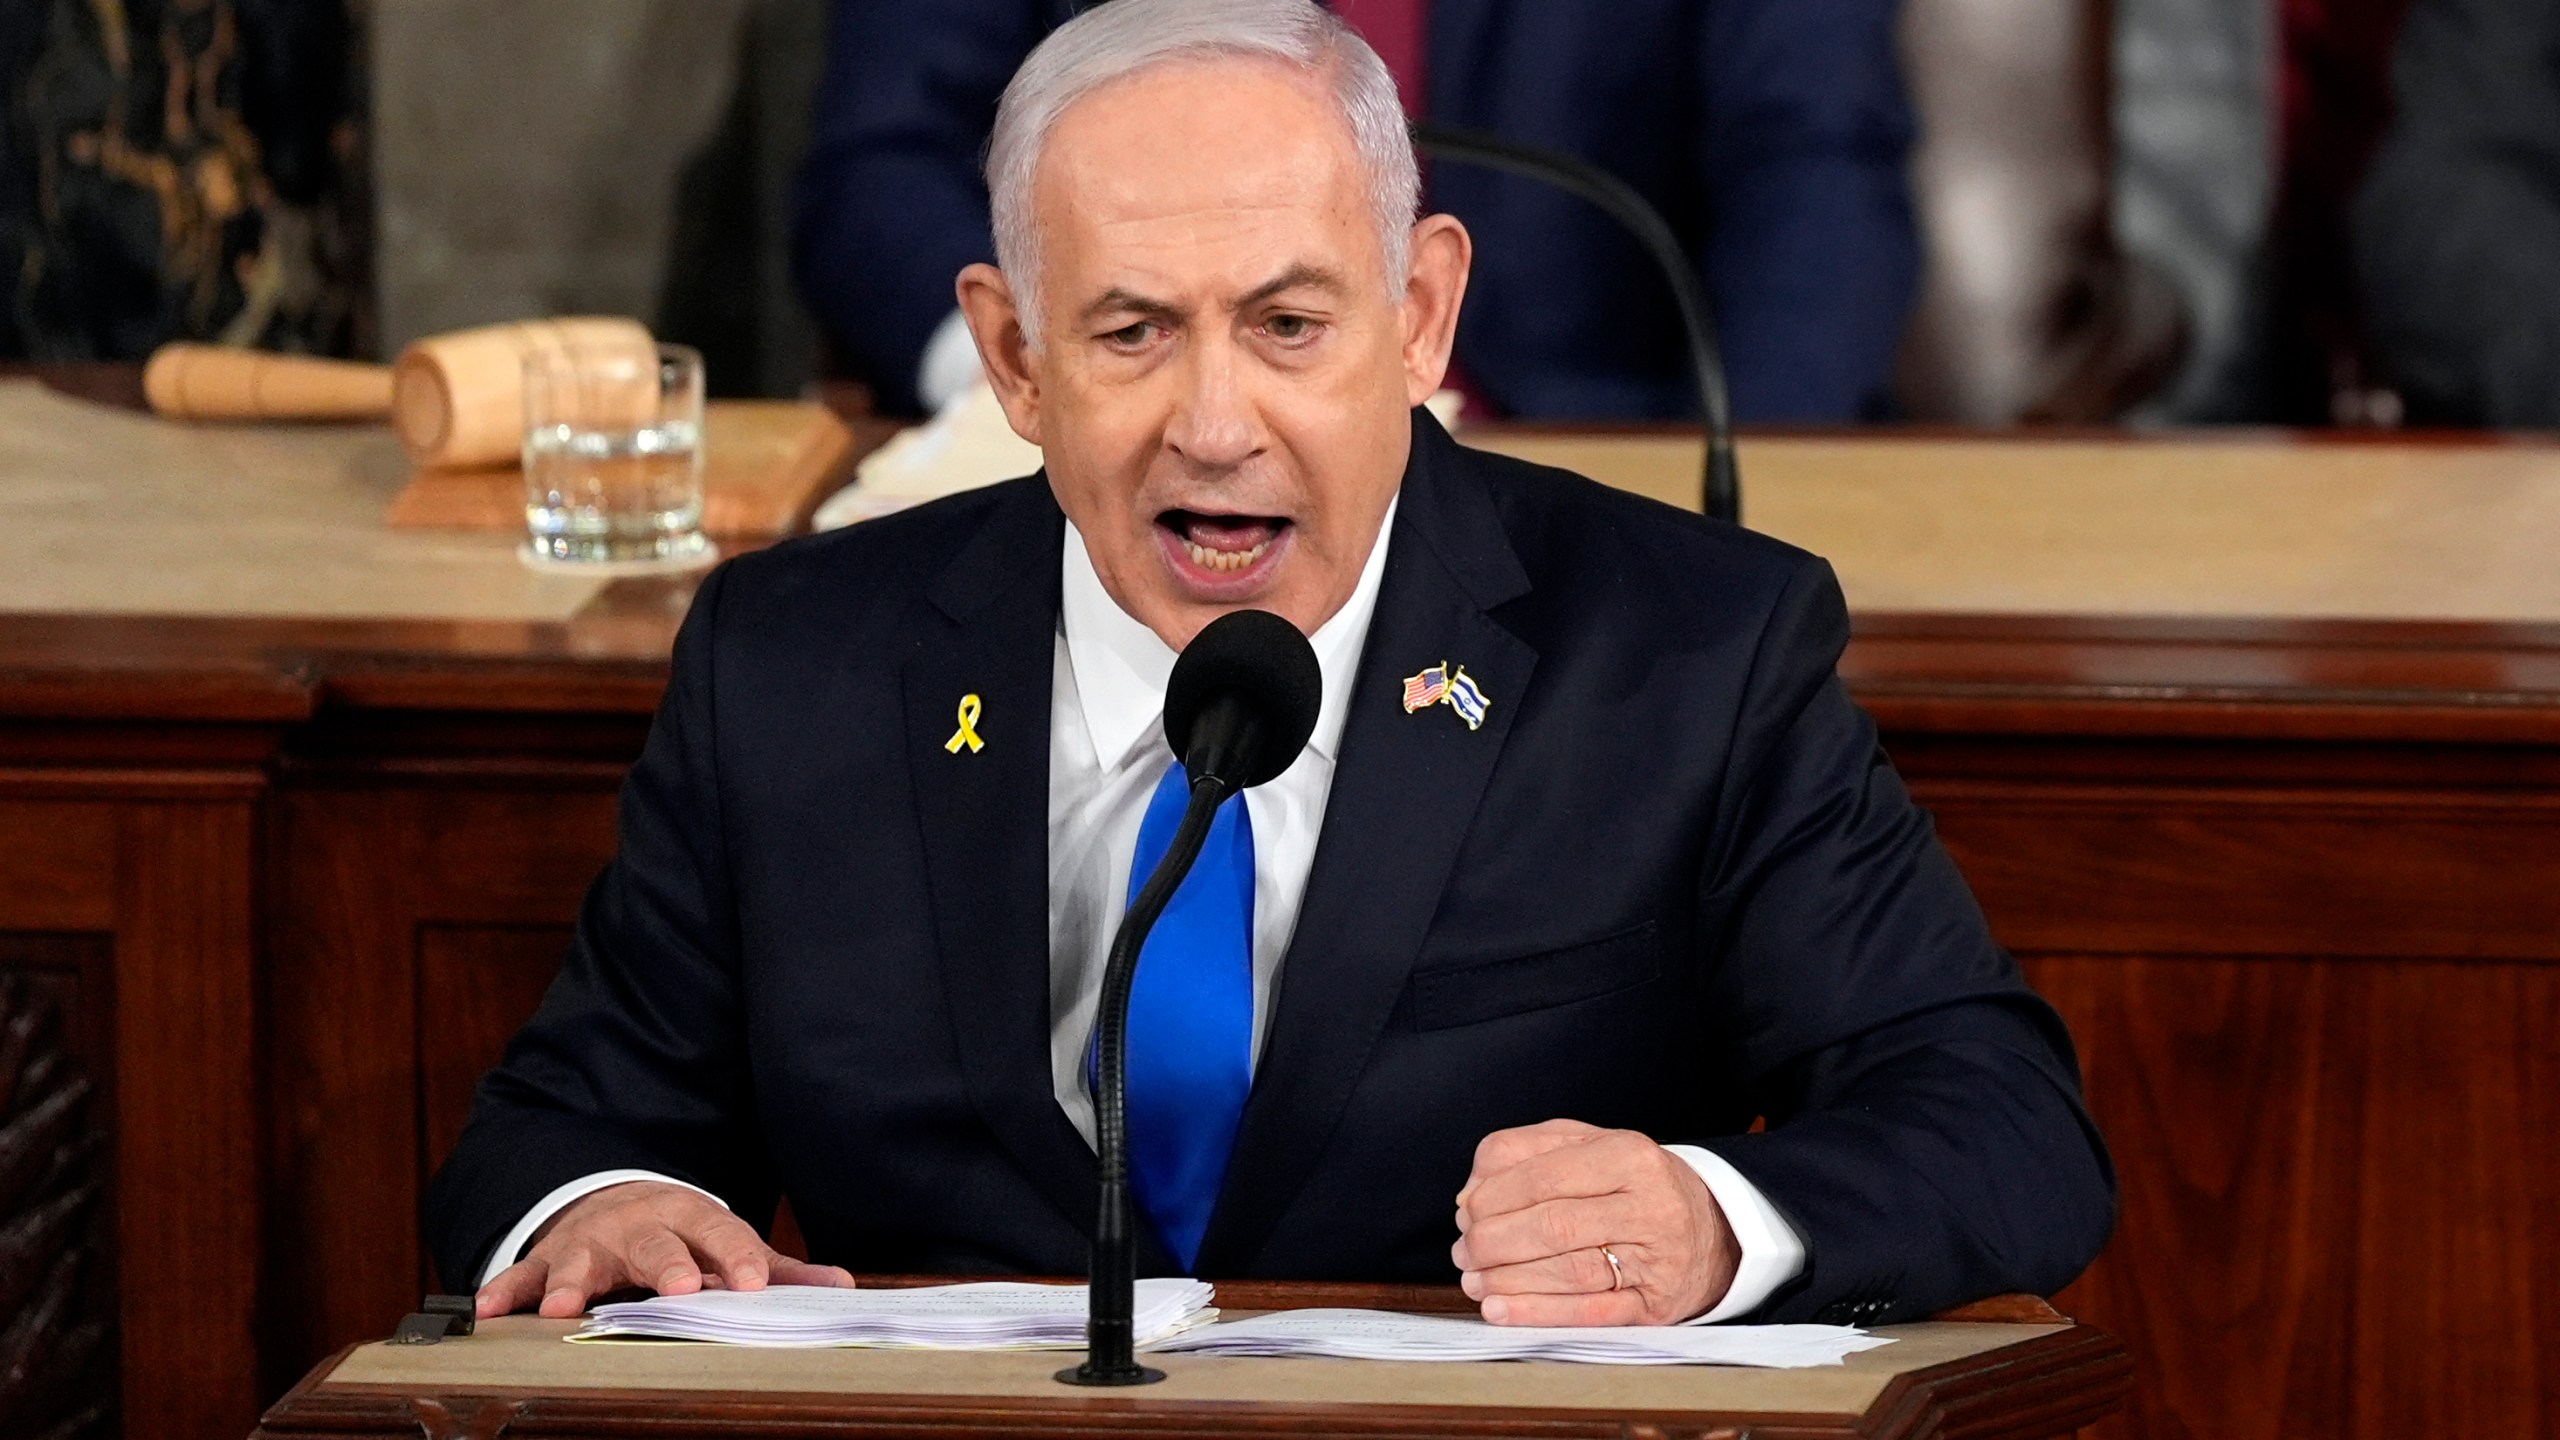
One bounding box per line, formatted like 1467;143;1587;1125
1065;196;1365;320
1043;180;1356;291
1065;157;1354;233
1085;198;1332;253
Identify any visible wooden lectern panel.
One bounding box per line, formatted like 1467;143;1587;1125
252;1310;2128;1440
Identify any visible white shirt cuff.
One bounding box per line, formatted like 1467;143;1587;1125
475;1169;727;1288
916;308;985;415
1663;1143;1808;1324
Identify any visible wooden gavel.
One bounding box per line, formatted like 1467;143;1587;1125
141;317;657;471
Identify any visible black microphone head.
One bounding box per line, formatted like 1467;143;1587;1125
1164;609;1321;792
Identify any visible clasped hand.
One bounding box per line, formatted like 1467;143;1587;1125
1453;1119;1740;1326
476;1181;855;1319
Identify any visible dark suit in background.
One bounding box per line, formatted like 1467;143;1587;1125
427;416;2113;1324
2355;0;2560;426
791;0;1921;422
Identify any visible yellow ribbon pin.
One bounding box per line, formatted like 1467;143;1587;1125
945;694;985;754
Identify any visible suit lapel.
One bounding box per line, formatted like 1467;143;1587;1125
901;480;1107;1242
1198;416;1537;1274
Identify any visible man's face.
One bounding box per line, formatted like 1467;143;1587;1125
959;58;1467;649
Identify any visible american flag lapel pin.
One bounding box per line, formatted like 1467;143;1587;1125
1402;662;1451;714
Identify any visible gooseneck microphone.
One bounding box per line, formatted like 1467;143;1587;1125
1060;609;1321;1387
1412;122;1744;527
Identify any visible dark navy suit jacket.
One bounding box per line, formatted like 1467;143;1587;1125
427;415;2112;1325
791;0;1920;422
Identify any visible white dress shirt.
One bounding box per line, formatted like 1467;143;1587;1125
485;497;1804;1322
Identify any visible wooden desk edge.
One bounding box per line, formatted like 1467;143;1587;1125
251;1293;2125;1440
18;608;2560;743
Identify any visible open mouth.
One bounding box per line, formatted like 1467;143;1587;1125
1156;509;1292;588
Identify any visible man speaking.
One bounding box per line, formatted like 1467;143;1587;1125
430;0;2112;1329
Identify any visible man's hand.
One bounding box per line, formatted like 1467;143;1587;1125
1452;1119;1740;1326
476;1181;857;1319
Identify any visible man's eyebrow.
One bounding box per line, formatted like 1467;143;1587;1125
1077;265;1351;328
1237;263;1351;310
1080;288;1184;325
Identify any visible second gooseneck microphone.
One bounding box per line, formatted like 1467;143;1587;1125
1060;608;1321;1387
1413;121;1743;527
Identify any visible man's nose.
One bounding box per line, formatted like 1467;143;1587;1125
1163;335;1263;470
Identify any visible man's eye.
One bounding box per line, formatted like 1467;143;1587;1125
1103;321;1155;347
1264;314;1318;342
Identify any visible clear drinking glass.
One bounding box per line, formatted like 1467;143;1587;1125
521;341;710;568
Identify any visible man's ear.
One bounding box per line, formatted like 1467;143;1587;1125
1400;214;1474;408
955;263;1044;445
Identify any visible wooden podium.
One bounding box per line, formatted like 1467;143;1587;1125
10;365;2551;1440
249;1286;2129;1440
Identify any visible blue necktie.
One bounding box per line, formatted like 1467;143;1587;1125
1114;761;1255;1272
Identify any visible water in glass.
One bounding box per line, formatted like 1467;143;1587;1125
523;342;709;565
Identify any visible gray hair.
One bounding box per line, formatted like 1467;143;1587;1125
985;0;1421;347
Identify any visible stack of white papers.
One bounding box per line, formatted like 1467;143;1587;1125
572;1280;1216;1350
1152;1309;1893;1368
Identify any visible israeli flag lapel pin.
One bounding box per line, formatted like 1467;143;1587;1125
1444;665;1491;731
1401;662;1491;731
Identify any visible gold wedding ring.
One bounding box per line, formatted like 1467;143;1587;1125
1600;1245;1626;1291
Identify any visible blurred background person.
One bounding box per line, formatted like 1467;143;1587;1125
790;0;1923;423
2353;0;2560;428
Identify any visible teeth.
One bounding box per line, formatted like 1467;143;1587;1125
1184;538;1271;574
